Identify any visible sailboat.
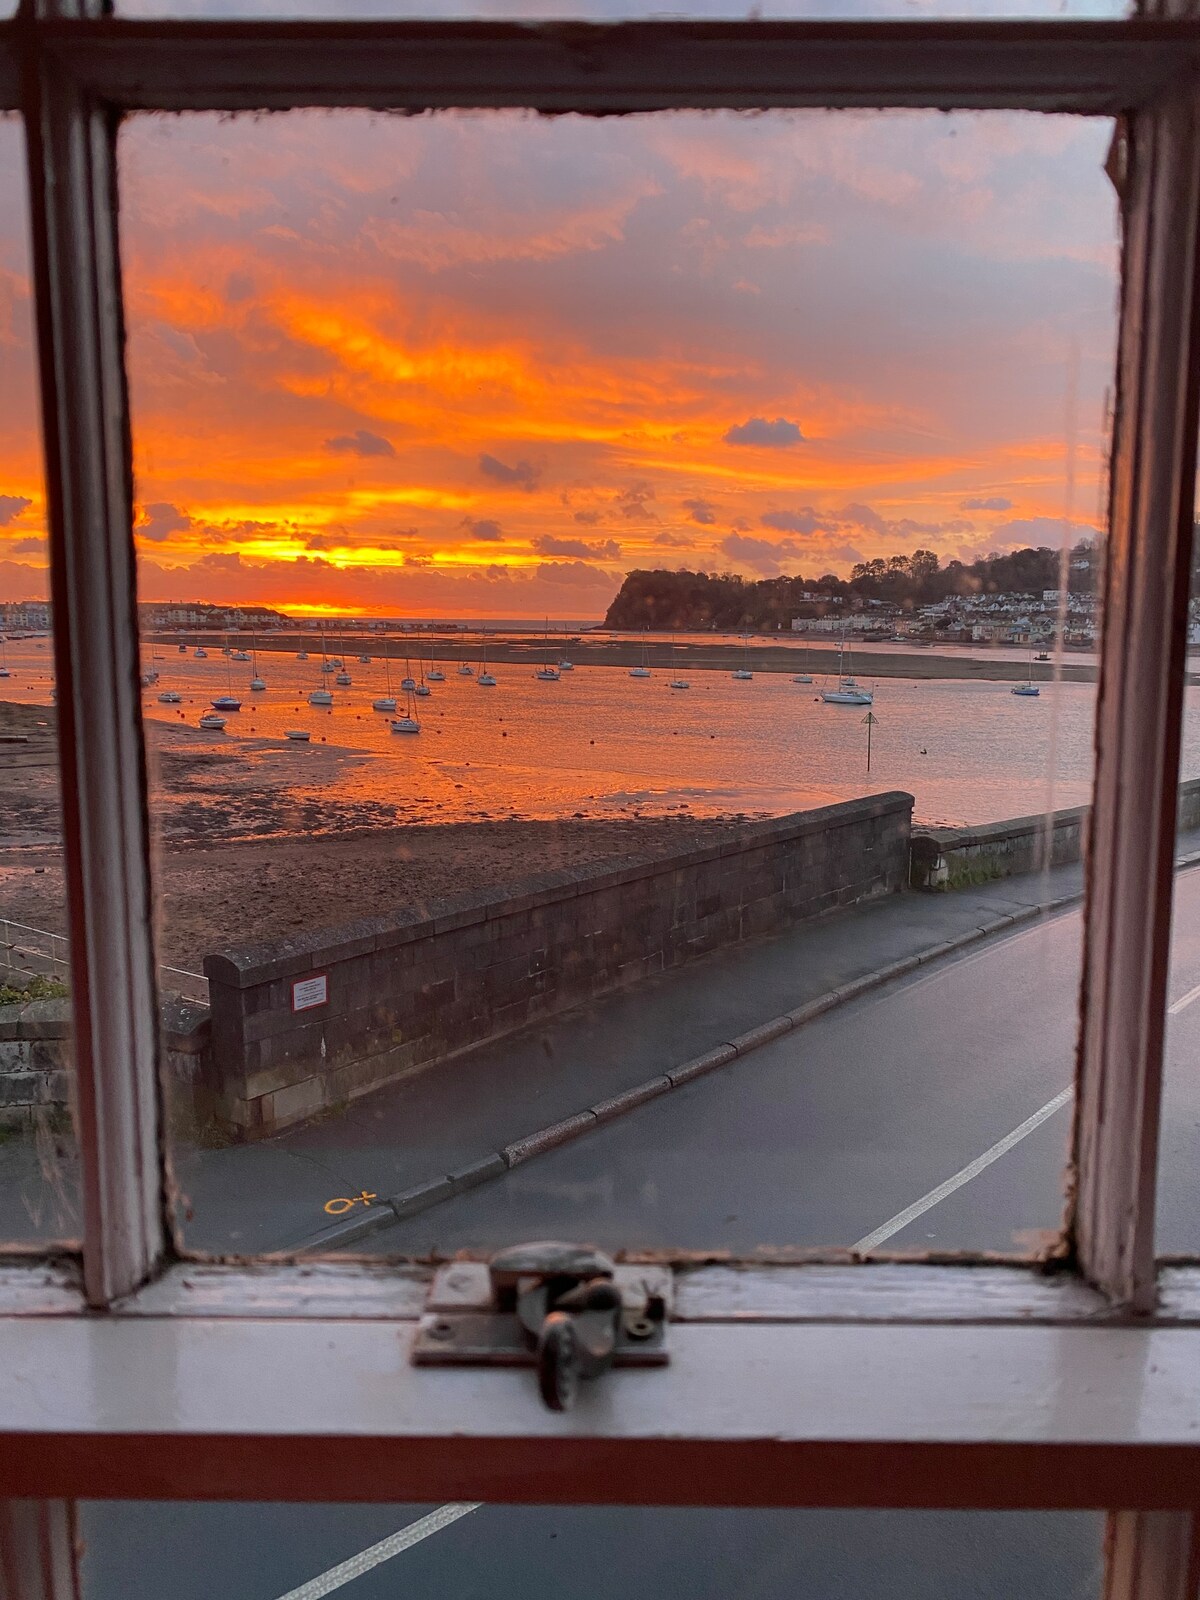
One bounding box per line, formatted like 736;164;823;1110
793;644;813;685
211;641;242;711
194;643;208;659
668;637;689;690
535;620;560;680
296;649;309;661
198;712;226;731
249;638;266;692
425;639;446;682
0;638;8;680
310;626;334;704
821;637;873;705
1012;652;1041;697
373;642;397;712
413;646;432;696
400;658;417;693
335;666;352;686
478;635;496;687
390;689;421;734
629;632;652;679
731;633;754;680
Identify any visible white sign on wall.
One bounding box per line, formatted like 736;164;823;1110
292;973;328;1013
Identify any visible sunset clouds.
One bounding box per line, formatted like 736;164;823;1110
0;107;1119;618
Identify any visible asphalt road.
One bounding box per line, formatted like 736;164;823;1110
77;870;1200;1598
78;1501;1104;1600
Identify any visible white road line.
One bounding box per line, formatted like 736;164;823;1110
274;1503;481;1600
1169;979;1200;1016
852;1086;1074;1254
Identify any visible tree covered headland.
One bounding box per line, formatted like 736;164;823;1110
602;543;1100;632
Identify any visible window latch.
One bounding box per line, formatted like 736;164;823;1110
412;1241;670;1411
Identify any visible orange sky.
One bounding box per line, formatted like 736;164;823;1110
0;109;1119;620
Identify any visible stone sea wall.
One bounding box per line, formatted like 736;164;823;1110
203;791;914;1140
909;776;1200;890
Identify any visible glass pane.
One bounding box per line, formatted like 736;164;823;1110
1157;484;1200;1254
79;1502;1105;1599
118;0;1129;21
118;108;1117;1258
0;114;80;1246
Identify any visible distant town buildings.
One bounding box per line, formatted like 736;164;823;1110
0;600;51;632
792;589;1105;648
137;601;290;632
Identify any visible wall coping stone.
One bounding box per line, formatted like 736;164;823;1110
913;775;1200;862
204;791;915;990
913;806;1087;854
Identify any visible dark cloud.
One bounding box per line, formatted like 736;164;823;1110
139;502;193;542
723;530;862;577
306;534;330;551
0;495;31;528
404;553;433;567
721;532;805;575
724;416;804;447
573;509;603;526
533;533;621;561
838;502;887;535
9;538;45;557
655;531;691;547
462;517;504;542
535;560;616;589
681;497;716;526
479;453;541;492
761;507;839;535
991;516;1099;544
615;481;657;521
323;429;396;459
960;495;1014;511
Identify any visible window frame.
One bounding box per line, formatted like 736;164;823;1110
3;2;1200;1593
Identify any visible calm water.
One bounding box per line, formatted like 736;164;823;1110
6;636;1200;829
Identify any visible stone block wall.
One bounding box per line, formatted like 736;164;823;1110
0;993;212;1135
204;791;914;1140
0;998;73;1130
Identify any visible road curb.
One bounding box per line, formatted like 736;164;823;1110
291;886;1097;1255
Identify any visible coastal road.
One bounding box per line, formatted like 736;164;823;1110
76;874;1200;1599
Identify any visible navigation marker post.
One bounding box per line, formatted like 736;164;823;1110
862;710;878;773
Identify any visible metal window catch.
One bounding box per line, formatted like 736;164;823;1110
412;1241;670;1410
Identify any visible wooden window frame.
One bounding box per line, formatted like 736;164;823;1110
3;3;1200;1594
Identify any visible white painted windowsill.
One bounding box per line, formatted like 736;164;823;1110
0;1260;1198;1507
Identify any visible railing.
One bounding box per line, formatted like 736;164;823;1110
0;919;208;1005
